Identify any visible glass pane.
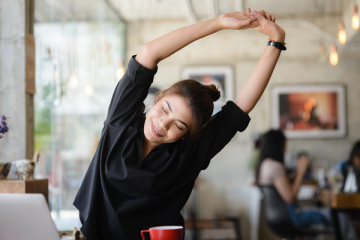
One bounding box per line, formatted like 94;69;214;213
34;1;125;231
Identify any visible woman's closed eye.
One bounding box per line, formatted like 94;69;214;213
175;123;184;131
162;107;167;114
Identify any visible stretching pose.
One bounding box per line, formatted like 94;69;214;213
74;9;285;240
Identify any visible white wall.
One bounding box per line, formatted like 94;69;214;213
0;0;34;160
127;18;360;239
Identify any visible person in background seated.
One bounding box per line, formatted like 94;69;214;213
255;129;357;240
337;140;360;187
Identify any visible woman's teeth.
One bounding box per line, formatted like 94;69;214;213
153;123;162;136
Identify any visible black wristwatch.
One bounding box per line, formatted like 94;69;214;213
267;40;287;51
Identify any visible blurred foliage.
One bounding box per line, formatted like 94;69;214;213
34;79;67;151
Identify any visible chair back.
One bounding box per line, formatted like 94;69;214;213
260;184;303;238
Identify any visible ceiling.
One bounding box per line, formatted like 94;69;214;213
34;0;360;47
35;0;344;22
109;0;344;21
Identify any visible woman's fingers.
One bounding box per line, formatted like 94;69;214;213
239;16;258;29
265;12;271;21
219;10;278;30
253;10;266;22
271;14;276;22
256;10;276;22
258;10;266;19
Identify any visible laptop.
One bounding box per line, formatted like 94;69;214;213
0;194;61;240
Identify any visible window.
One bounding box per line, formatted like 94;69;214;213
34;1;126;230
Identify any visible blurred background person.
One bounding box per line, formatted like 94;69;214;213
255;129;357;239
337;140;360;190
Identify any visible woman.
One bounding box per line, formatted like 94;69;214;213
256;130;357;239
338;140;360;186
256;130;331;227
74;9;285;240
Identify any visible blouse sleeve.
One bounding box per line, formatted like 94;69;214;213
270;161;286;183
191;101;251;170
258;159;286;184
105;55;158;126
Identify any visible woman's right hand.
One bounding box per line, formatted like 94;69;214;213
252;10;286;42
218;11;258;30
296;156;310;173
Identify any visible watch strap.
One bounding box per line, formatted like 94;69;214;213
267;40;287;51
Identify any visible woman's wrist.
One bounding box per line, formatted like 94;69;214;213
271;31;285;43
270;36;285;43
215;16;226;31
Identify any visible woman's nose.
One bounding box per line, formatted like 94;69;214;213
159;118;170;130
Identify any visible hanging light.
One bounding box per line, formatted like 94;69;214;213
352;5;359;30
69;74;78;88
85;84;93;96
116;59;125;80
338;21;346;44
329;45;338;66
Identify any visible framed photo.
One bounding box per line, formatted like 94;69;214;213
271;84;346;139
182;66;234;114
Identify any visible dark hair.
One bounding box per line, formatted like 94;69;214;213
348;140;360;166
154;79;220;141
255;129;286;185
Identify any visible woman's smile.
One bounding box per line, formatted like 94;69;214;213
151;121;164;137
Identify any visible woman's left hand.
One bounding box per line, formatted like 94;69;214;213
252;10;285;42
218;9;259;30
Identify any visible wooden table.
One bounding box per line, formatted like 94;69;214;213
0;179;49;204
321;191;360;240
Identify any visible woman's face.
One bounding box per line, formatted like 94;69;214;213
352;153;360;168
144;94;193;147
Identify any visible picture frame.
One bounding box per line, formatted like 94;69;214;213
182;66;234;115
271;84;346;139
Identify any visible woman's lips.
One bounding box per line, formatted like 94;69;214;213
151;122;164;137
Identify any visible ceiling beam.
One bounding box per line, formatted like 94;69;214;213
235;0;245;12
43;0;78;21
207;0;219;18
182;0;197;23
104;0;126;22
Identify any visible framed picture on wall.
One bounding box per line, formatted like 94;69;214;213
271;84;346;139
182;66;234;115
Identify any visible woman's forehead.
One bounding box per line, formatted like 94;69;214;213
161;93;188;105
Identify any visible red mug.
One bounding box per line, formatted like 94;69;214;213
141;226;183;240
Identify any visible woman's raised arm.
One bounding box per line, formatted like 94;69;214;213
135;11;259;70
234;10;285;114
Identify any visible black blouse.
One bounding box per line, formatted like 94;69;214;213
73;56;251;240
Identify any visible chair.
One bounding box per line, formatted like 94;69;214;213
259;184;333;239
184;216;242;240
183;186;242;240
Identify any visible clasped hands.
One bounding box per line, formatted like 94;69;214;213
218;8;285;42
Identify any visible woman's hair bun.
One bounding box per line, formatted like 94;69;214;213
203;84;221;102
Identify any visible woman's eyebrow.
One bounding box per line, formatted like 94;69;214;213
165;101;172;112
166;101;188;128
178;120;188;128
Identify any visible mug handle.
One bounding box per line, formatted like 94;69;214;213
141;230;150;240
